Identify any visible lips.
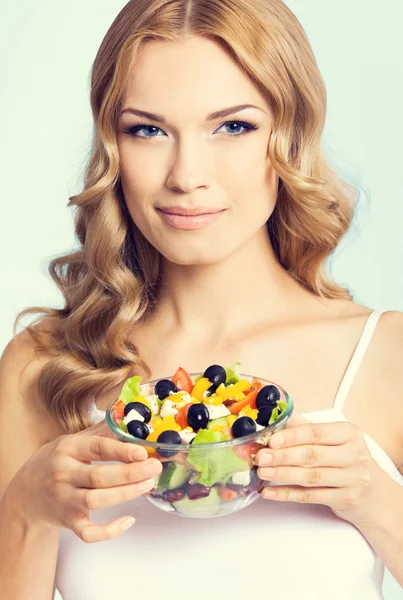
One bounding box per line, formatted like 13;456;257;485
158;206;224;217
157;206;226;230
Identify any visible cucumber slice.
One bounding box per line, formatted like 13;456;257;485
206;416;228;430
157;462;192;491
173;487;221;518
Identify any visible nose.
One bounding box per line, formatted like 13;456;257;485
166;135;212;193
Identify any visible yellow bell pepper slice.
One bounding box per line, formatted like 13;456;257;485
191;377;212;401
135;395;155;416
211;424;227;432
226;414;238;427
240;406;258;420
216;379;250;400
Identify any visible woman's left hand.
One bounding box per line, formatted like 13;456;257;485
255;414;386;527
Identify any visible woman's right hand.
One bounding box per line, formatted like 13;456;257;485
5;419;163;543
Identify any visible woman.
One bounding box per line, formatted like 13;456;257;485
0;0;402;598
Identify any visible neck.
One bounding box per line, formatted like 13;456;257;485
149;227;322;344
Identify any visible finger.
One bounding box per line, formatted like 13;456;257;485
73;514;137;543
76;418;121;440
257;465;355;487
286;414;310;427
261;485;344;505
269;421;355;449
78;478;156;511
70;435;148;463
255;443;355;468
73;458;163;488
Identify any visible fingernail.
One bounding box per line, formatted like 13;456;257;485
144;461;162;476
138;478;155;491
120;517;135;530
130;447;147;461
258;454;273;466
262;488;277;499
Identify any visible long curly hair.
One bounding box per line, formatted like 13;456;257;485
14;0;358;433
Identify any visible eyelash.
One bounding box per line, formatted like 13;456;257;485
122;120;259;140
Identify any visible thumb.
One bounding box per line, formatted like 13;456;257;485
286;413;310;428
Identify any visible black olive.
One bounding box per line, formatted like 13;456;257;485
203;365;226;387
124;401;152;423
187;484;211;500
127;420;150;440
155;379;178;401
187;403;209;431
156;430;182;458
204;384;217;397
255;385;280;410
231;416;257;438
256;405;274;427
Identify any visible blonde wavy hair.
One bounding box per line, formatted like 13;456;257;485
15;0;358;433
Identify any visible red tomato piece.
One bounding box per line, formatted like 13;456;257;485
172;367;194;394
175;403;191;429
232;441;265;467
219;487;238;502
113;400;126;422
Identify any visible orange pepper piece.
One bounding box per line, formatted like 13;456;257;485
228;382;262;414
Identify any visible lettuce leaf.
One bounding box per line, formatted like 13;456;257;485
224;361;242;386
187;429;249;487
269;407;279;425
118;376;142;404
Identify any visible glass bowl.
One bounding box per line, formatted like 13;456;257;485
106;373;293;518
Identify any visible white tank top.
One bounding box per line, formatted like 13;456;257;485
55;309;403;599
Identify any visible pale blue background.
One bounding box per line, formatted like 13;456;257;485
0;0;402;597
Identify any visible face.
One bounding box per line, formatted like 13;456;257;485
117;35;279;266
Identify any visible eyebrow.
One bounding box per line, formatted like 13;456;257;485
119;103;265;122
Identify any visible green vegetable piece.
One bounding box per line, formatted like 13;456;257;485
119;420;128;434
173;487;221;517
118;376;142;404
269;407;279;425
276;400;287;414
194;373;203;384
158;462;192;491
224;361;242;386
187;429;249;487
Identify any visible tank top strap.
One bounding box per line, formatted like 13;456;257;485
332;309;390;412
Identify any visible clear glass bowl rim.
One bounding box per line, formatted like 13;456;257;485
105;372;294;450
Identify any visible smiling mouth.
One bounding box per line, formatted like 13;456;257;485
158;206;225;217
157;207;226;230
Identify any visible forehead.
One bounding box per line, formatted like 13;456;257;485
121;36;269;115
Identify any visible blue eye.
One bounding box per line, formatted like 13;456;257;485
122;120;258;140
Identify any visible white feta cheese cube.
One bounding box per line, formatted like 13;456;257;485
123;408;145;425
146;394;160;416
178;429;197;444
206;403;231;420
174;392;192;408
231;470;251;486
140;383;152;397
256;423;265;431
160;399;179;418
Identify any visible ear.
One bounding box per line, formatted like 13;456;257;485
286;413;310;427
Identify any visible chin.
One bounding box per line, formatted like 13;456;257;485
162;248;225;266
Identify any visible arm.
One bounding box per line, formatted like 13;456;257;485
0;493;60;600
0;327;66;600
354;466;403;588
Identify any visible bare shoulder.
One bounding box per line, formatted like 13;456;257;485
0;316;66;441
0;317;67;497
